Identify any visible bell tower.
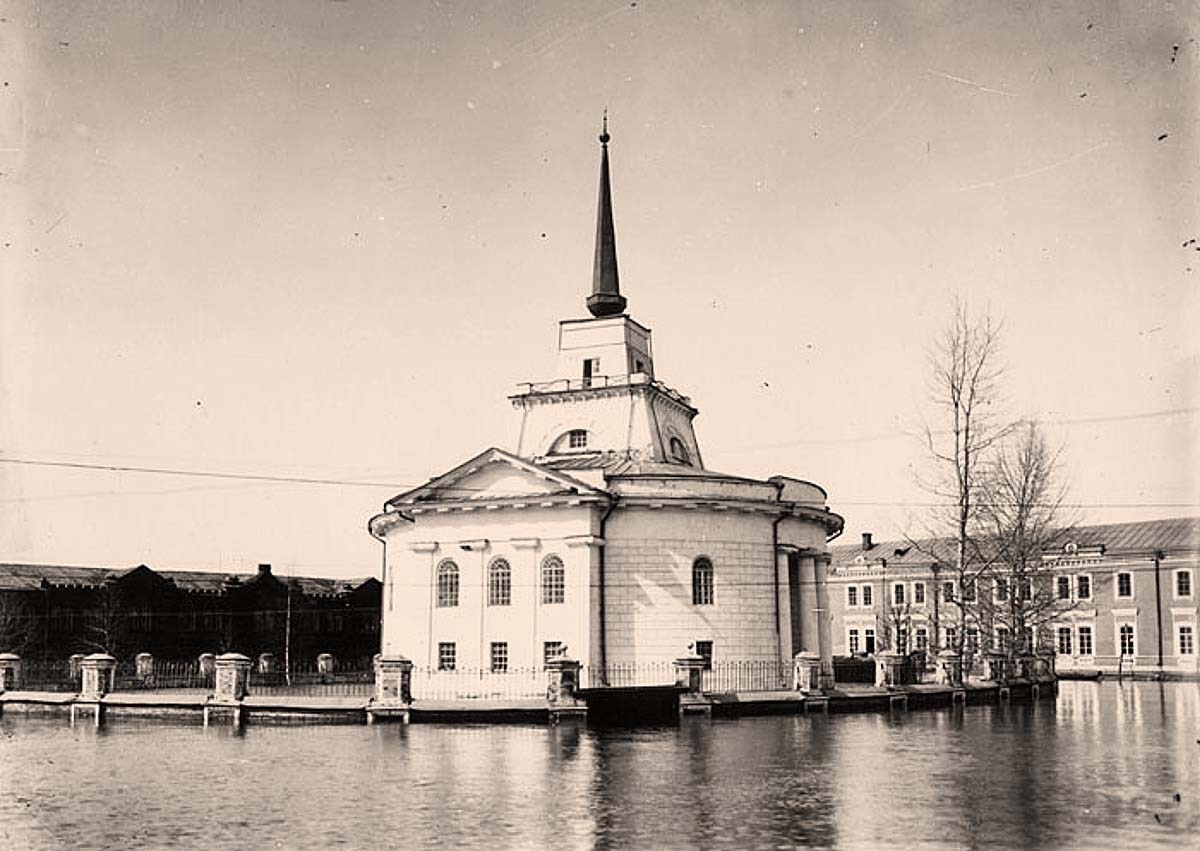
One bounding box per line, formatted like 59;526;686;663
510;118;701;467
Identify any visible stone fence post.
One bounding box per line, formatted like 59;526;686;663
317;653;336;684
198;653;216;680
214;653;251;702
673;654;706;694
0;653;21;691
369;655;414;724
545;655;586;722
875;651;905;689
136;652;155;685
792;651;821;694
80;653;117;700
937;650;963;687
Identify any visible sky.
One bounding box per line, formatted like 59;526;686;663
2;1;1197;579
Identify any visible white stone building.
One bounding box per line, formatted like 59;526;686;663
368;123;844;683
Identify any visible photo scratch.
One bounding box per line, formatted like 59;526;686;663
951;140;1111;193
926;69;1017;97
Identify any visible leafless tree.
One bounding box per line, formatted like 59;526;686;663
911;299;1010;673
81;582;127;657
976;420;1077;660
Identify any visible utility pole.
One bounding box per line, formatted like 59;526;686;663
284;572;293;686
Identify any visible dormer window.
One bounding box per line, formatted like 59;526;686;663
568;429;588;449
668;436;691;465
549;429;591;454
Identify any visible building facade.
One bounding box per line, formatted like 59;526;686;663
827;518;1200;678
369;124;845;681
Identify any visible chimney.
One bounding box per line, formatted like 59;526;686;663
258;563;272;576
861;532;874;551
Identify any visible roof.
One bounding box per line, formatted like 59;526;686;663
830;516;1200;570
0;562;375;595
538;452;758;483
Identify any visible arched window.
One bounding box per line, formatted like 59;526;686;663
436;560;459;608
488;558;512;606
668;436;691;465
542;555;565;605
692;557;714;605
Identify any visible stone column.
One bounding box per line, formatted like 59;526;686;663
80;654;117;699
792;651;821;694
813;555;835;690
68;653;85;684
213;653;251;702
198;653;216;680
795;555;819;657
0;653;21;691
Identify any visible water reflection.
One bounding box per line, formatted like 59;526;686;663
0;682;1197;849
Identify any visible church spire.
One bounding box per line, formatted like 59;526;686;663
587;111;627;318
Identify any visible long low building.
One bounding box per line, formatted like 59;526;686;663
0;561;381;665
827;517;1200;678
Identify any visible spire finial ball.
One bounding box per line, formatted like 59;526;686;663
599;110;610;145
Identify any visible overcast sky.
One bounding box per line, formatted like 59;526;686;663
2;1;1197;579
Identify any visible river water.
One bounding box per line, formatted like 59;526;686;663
1;681;1197;849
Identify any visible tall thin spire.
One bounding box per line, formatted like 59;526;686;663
587;110;627;318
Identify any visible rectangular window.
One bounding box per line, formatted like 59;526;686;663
995;627;1009;652
995;577;1009;603
1057;576;1071;600
437;642;457;671
1119;624;1135;657
1077;575;1091;600
1116;572;1132;598
543;641;564;665
1019;578;1031;602
1057;626;1072;655
581;357;600;387
966;627;979;654
864;629;876;655
490;641;509;673
848;629;860;654
695;640;714;670
568;429;588;449
914;582;925;605
915;627;928;651
1078;626;1093;656
943;582;955;602
897;627;909;654
945;626;957;649
847;586;858;607
1177;571;1193;598
1180;625;1195;656
962;579;976;603
893;584;905;605
862;585;873;607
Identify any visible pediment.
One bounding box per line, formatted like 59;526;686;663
385;447;607;509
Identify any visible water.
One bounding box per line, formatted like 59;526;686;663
1;681;1197;849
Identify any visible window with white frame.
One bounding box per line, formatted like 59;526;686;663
490;641;509;672
944;626;957;649
1179;624;1195;656
695;640;714;670
962;579;977;603
692;557;714;606
1118;623;1135;657
995;627;1010;652
1019;578;1031;602
487;558;512;606
1176;570;1193;599
543;641;564;665
914;582;926;605
862;585;873;607
541;555;565;605
864;628;876;654
915;627;928;650
893;583;905;605
943;581;955;602
848;628;860;654
1077;574;1091;600
1057;626;1072;655
1057;576;1071;600
1078;625;1094;656
897;627;910;653
436;560;460;608
995;577;1009;603
966;627;979;654
568;429;589;449
1115;572;1132;598
437;642;457;671
847;586;858;607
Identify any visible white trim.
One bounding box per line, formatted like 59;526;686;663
1111;608;1139;618
1173;568;1194;600
1114;569;1135;602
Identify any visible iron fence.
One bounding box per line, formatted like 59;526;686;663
701;660;791;693
408;667;549;700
